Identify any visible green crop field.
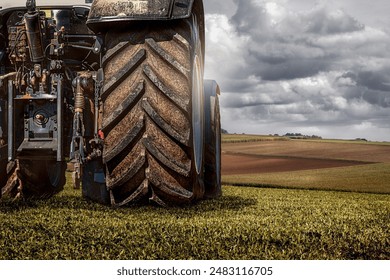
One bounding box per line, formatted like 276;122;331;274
223;163;390;194
0;178;389;260
1;136;389;260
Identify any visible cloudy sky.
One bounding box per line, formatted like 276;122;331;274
204;0;390;141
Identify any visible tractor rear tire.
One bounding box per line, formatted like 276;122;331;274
101;15;205;206
203;80;222;199
82;160;110;204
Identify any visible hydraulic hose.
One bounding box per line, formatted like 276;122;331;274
0;72;17;87
0;72;17;80
24;11;45;63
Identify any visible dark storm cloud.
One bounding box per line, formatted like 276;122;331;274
248;55;328;81
227;0;380;82
356;71;390;92
338;70;390;107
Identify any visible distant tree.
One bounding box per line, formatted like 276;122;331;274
284;133;322;139
221;128;229;134
355;138;368;142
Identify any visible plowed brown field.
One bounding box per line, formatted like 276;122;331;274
222;152;370;175
222;140;390;175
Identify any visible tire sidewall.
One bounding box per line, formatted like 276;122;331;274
203;80;222;198
46;161;66;188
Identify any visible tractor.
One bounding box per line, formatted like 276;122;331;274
0;0;221;206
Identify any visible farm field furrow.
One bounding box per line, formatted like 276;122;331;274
222;140;390;163
222;152;371;175
223;163;390;194
221;136;390;194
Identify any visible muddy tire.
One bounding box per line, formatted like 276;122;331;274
101;11;205;206
0;156;6;199
1;160;66;199
0;142;6;198
0;99;6;199
203;80;222;199
82;160;110;204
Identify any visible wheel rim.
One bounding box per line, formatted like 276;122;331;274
192;54;204;175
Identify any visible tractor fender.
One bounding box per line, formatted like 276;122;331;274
87;0;195;29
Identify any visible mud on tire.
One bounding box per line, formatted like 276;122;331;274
101;15;205;206
1;160;66;199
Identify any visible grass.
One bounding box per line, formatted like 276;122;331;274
222;163;390;194
1;135;389;260
0;177;389;260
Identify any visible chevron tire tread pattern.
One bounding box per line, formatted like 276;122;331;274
102;22;200;206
